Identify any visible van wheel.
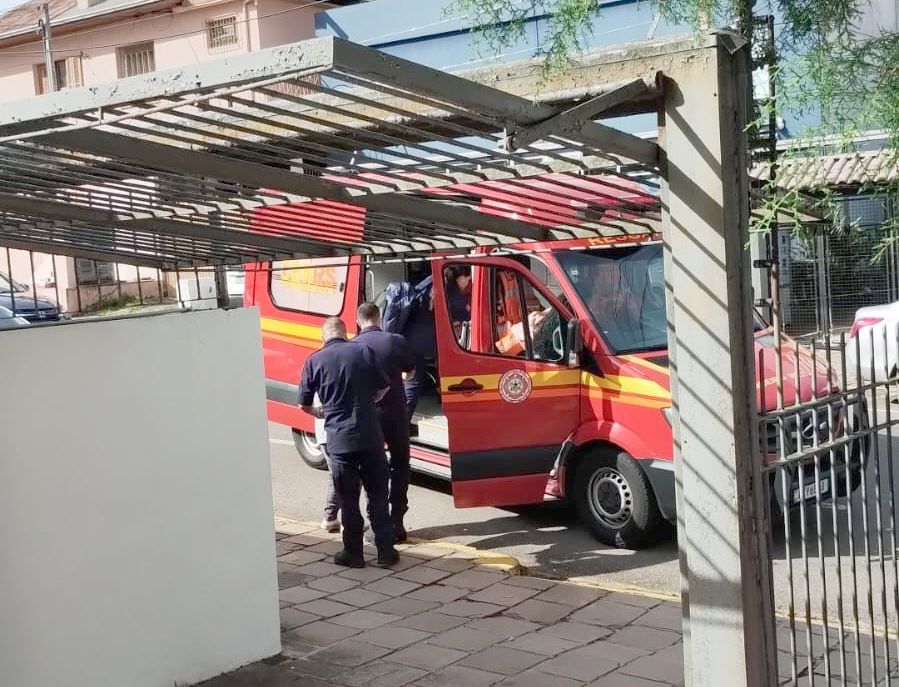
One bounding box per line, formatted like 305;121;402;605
292;430;328;471
574;448;662;549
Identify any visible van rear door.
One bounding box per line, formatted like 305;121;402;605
432;257;580;507
257;256;362;431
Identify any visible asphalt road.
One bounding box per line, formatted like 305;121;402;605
269;421;682;594
270;411;899;634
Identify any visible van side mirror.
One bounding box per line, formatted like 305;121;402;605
565;319;582;368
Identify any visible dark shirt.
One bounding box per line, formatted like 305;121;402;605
298;338;388;454
353;326;414;423
447;289;471;323
404;301;436;360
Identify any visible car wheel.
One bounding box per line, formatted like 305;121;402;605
573;448;662;549
292;430;328;470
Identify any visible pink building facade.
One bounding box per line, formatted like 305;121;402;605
0;0;330;313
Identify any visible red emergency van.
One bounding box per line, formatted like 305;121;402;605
245;178;866;549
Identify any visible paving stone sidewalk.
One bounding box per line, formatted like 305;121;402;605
200;522;687;687
198;521;899;686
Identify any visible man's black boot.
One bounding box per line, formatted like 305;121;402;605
333;549;365;568
393;521;408;544
375;547;399;568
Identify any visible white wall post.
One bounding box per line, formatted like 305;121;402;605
661;32;777;686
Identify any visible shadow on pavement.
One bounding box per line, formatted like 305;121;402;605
409;471;679;581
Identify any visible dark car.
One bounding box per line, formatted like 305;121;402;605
0;272;61;322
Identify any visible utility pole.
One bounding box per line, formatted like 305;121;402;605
38;3;57;92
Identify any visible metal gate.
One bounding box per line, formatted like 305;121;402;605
779;194;899;336
760;271;899;684
0;246;239;321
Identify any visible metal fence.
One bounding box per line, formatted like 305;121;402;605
779;194;899;336
0;247;243;324
760;318;899;685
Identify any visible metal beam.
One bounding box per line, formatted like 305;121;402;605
0;38;335;130
331;38;660;167
38;130;552;242
507;77;655;151
0;192;335;257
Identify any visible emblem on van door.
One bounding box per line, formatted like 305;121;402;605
499;369;532;404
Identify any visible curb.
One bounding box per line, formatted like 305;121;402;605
274;516;522;574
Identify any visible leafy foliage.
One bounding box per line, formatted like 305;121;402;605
447;0;899;260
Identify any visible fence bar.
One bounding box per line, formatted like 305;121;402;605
5;247;15;314
661;34;776;686
827;331;848;686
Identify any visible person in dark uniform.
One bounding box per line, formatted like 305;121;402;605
403;285;436;420
445;266;472;336
354;302;415;542
299;317;398;568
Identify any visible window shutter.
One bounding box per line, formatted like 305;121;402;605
34;63;48;95
66;57;83;88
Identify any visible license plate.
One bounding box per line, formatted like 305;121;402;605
793;478;830;504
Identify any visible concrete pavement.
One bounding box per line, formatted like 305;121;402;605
200;521;893;686
203;520;688;687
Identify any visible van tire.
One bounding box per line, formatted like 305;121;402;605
293;430;328;471
573;448;662;549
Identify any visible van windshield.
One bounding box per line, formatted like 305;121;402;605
556;244;668;354
556;243;767;354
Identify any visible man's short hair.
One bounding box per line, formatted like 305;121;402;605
356;302;381;325
321;316;347;341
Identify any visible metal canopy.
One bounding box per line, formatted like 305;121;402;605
0;35;665;268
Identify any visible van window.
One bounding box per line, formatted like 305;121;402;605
270;258;348;316
442;264;474;351
492;268;566;363
516;255;565;300
557;244;666;354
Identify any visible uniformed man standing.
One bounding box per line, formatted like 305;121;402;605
299;317;398;568
354;302;415;542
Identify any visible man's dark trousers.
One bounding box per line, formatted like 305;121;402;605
380;413;411;524
329;447;394;557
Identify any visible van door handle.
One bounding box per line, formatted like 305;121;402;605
447;379;484;392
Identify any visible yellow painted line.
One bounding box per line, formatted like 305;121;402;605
565;575;681;602
621;354;670;375
264;331;322;349
261;317;322;341
583;390;670;409
582;371;671;401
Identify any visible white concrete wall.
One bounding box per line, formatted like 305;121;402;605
0;308;280;687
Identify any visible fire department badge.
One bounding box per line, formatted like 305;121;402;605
499;369;532;404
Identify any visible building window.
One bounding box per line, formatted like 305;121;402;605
206;16;239;50
34;56;82;94
116;42;155;78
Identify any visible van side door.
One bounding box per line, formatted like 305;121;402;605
432;257;581;507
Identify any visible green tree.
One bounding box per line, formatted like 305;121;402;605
447;0;899;247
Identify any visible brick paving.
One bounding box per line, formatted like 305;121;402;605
198;524;687;687
199;522;894;687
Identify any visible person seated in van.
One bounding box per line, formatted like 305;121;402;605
403;282;436;420
494;277;562;361
445;266;472;341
